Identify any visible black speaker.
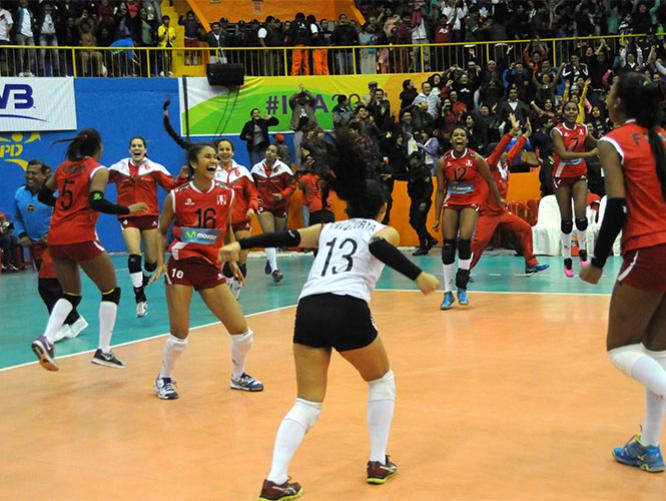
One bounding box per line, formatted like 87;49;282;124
206;63;245;86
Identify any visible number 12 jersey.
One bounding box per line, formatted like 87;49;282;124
299;219;386;303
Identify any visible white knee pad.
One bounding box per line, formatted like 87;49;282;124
167;334;188;353
285;398;322;433
368;369;396;402
608;344;645;377
643;345;666;370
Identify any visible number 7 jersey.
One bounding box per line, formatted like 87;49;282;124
299;218;386;303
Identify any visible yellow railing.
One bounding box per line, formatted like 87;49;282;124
0;34;647;78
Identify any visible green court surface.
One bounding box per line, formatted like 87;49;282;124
0;252;620;370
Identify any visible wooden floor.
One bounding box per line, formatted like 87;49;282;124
2;290;665;500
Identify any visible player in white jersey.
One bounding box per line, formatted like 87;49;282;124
219;131;440;501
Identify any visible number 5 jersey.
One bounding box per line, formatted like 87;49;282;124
299;219;386;303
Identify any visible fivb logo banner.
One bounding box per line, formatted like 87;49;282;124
0;78;77;132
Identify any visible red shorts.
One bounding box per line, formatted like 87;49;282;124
121;216;159;231
443;202;480;211
259;206;288;219
165;257;226;291
553;175;587;190
617;244;666;292
232;220;252;233
48;241;105;262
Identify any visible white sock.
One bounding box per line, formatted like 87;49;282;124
266;247;278;272
641;348;666;446
159;335;188;378
459;258;471;271
368;370;396;462
609;345;666;398
231;330;254;380
43;298;73;344
442;263;455;292
561;232;572;260
576;229;588;253
98;301;117;352
130;271;143;288
267;398;322;485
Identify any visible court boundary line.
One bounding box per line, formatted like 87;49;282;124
0;304;297;374
375;288;612;297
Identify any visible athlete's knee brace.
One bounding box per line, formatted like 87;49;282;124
608;344;645;377
284;398;322;433
457;238;472;260
101;287;121;305
442;239;457;265
368;369;396;402
575;217;588;231
222;262;233;278
561;219;573;234
128;254;142;273
144;260;157;273
61;291;82;309
456;268;471;289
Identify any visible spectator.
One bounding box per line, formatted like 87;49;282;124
367;87;392;131
0;211;18;272
15;0;36;76
562;53;589;83
332;94;353;129
179;10;202;65
399;79;418;111
410;1;430;72
240;108;280;166
308;14;329;75
0;2;13;75
358;22;378;74
258;16;284;76
289;12;312;76
331;13;359;74
412;81;440;118
37;2;60;76
157;15;176;76
274;133;292;165
206;21;227;63
289;84;318;169
497;86;530;134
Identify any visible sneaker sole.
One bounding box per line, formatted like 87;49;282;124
91;358;126;369
31;341;59;371
154;387;179;400
439;304;453;310
367;470;397;485
258;488;303;501
230;383;264;392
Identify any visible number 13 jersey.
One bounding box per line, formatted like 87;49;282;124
299;218;386;303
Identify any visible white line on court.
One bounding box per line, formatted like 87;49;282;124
375;288;612;297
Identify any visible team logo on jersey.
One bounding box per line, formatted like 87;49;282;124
181;226;221;245
217;194;226;206
185;198;195;206
466;160;473;167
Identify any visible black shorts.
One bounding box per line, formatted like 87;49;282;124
294;293;378;352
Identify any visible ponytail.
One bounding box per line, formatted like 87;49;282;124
52;128;102;162
162;99;191;151
648;128;666;199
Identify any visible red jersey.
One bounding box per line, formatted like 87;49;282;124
440;148;484;206
169;181;234;265
108;157;185;220
251;160;296;210
214;161;259;225
552;123;588;178
299;173;333;213
481;134;527;215
48;158;104;245
600;122;666;253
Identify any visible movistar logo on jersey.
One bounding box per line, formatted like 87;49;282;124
180;226;221;245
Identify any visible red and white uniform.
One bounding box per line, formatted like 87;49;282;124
251;159;296;216
48;158;106;261
471;134;537;268
440;148;484;209
600;122;666;291
108;157;184;223
551;123;588;182
299;173;333;213
215;160;259;231
169;181;234;265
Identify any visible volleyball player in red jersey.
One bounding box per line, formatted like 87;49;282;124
150;142;263;400
31;129;148;371
580;73;666;473
433;126;504;310
215;138;259;298
552;101;598;277
109;137;188;318
251;144;296;283
471;116;549;274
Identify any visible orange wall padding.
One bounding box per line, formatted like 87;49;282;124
190;0;364;24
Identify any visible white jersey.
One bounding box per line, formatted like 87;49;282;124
299;218;386;303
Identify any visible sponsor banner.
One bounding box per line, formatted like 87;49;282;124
179;74;428;136
0;78;77;132
179;226;222;245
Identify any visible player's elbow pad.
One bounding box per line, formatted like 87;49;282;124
89;191;130;215
239;229;301;250
369;237;422;281
591;198;626;268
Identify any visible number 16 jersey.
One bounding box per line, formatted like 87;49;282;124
299;218;386;303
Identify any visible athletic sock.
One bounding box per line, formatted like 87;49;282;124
43;298;74;344
576;229;588;254
442;263;454;293
98;301;117;352
368;370;396;462
159;335;188;378
561;232;572;260
641;348;666;446
231;330;254;379
266;247;278;272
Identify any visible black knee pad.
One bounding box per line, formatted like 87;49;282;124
143;260;157;273
456;268;470;289
442;239;457;264
101;287;121;305
575;217;588;231
128;254;142;273
63;292;82;309
561;219;573;234
239;262;247;278
458;239;472;260
222;262;233;278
